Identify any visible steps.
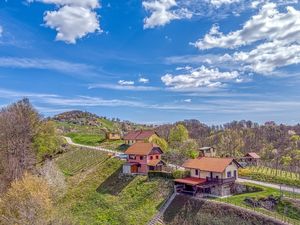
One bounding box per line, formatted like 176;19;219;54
147;192;177;225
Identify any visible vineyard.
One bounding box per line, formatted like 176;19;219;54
55;147;110;176
239;167;300;188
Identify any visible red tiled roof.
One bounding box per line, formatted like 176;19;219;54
183;157;237;173
123;130;157;140
174;177;206;186
245;152;261;159
124;142;162;155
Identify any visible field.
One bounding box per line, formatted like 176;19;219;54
239;167;300;187
66;133;105;146
163;195;285;225
55;147;172;225
217;183;300;224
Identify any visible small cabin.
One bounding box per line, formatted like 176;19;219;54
106;132;121;140
243;152;261;166
123;142;165;174
123;130;159;145
199;146;216;157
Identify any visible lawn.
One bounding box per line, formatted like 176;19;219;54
239;167;300;188
99;140;129;151
217;183;300;224
55;147;173;225
66;133;105;146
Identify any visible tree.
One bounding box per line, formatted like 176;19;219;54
34;121;59;162
0;99;39;192
151;136;168;152
0;173;53;225
179;139;199;159
169;124;189;147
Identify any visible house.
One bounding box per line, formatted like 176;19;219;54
106;132;121;140
123;130;159;145
242;152;261;166
122;142;165;174
199;146;216;157
174;157;241;197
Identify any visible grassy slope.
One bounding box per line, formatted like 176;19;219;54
163;195;284;225
217;183;300;224
55;147;172;225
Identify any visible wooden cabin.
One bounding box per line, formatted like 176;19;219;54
106;132;121;140
122;142;165;174
199;146;216;157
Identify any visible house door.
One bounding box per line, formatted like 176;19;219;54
210;172;213;179
131;165;138;173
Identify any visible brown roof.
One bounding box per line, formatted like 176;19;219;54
124;142;162;156
245;152;260;159
123;130;157;140
182;157;238;173
174;177;206;186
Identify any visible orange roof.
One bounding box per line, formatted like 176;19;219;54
124;142;162;156
174;177;206;186
182;157;237;173
245;152;260;159
123;130;157;140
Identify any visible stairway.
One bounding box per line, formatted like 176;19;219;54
147;192;177;225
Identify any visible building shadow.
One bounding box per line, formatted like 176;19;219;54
96;167;135;196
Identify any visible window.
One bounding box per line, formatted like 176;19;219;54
227;171;232;178
140;156;143;160
129;155;135;160
195;169;199;176
150;156;153;160
156;155;159;159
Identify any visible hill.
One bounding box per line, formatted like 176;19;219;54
55;146;173;224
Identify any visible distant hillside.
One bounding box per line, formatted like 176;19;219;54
53;110;102;127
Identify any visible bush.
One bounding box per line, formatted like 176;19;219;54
172;170;189;179
148;171;173;179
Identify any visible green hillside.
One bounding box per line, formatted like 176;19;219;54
55;147;172;225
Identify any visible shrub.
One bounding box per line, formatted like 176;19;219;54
172;170;189;179
148;171;173;179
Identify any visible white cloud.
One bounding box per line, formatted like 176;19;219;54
88;83;159;91
29;0;101;44
142;0;192;29
192;2;300;74
118;80;135;86
139;77;150;83
0;26;3;37
0;57;95;75
161;65;239;89
183;98;192;103
209;0;240;8
193;3;300;50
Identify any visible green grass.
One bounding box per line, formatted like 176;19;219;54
239;167;300;188
66;133;105;146
99;140;128;151
56;148;172;225
55;147;109;176
216;183;300;224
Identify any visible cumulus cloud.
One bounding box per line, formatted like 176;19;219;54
193;3;300;50
118;80;135;86
142;0;192;28
192;2;300;74
28;0;101;44
0;26;3;37
161;65;239;89
139;77;150;83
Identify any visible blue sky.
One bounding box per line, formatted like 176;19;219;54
0;0;300;125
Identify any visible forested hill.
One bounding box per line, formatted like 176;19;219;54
156;119;300;163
